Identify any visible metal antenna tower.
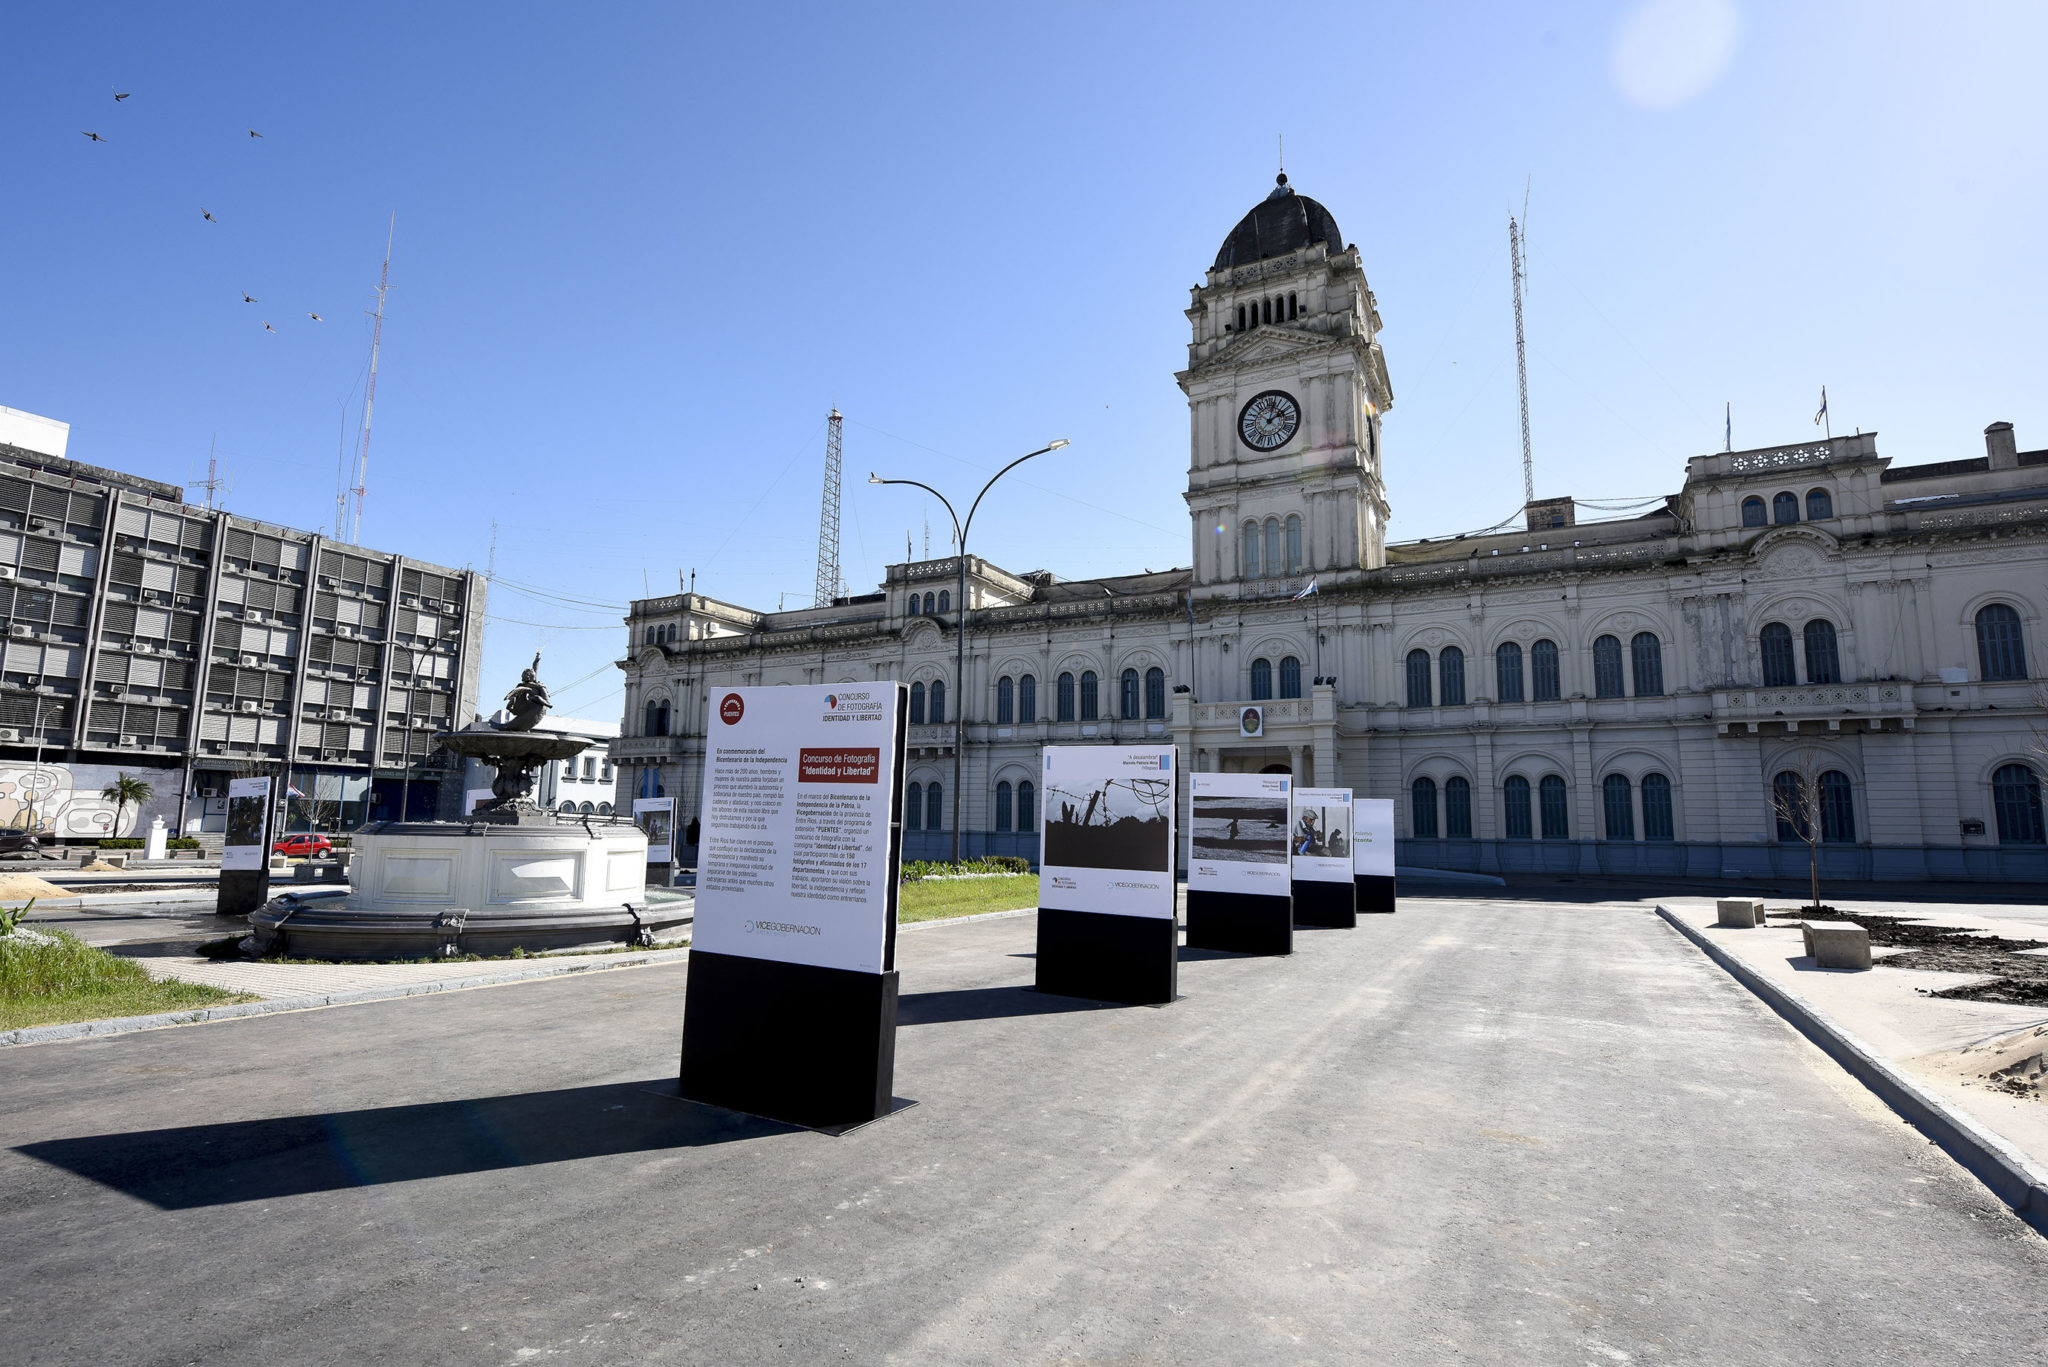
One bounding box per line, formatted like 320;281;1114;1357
814;409;843;607
346;214;395;545
1509;203;1534;505
188;434;231;511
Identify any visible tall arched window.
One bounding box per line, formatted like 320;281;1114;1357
1057;672;1075;721
643;699;661;736
927;592;939;614
1263;297;1273;325
1120;668;1140;720
1603;774;1635;840
909;682;926;724
907;596;921;616
1772;491;1800;524
1405;649;1432;708
1287;292;1298;320
1242;521;1261;578
643;627;654;644
1496;642;1524;702
1236;303;1246;331
906;782;923;831
1803;619;1841;684
1145;667;1166;718
925;781;943;830
1742;496;1767;528
996;675;1014;724
1079;670;1098;721
1531;639;1560;701
1539;776;1569;839
1410;777;1438;837
1806;488;1834;520
937;590;950;614
1993;764;2045;844
1819;770;1855;843
1278;656;1301;699
1017;779;1037;832
1760;623;1797;686
1263;518;1282;577
1773;772;1808;842
995;781;1013;832
1977;603;2028;680
1445;776;1472;838
1592;635;1625;698
1285;515;1303;573
1642;773;1674;841
1631;633;1664;696
1503;776;1533;839
1250;657;1273;700
1440;646;1466;705
929;680;946;724
1019;674;1037;722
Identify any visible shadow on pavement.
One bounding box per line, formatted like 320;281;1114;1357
17;1080;788;1210
896;985;1119;1025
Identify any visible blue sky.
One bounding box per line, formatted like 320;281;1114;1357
6;1;2044;724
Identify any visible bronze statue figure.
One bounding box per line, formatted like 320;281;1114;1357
495;651;551;731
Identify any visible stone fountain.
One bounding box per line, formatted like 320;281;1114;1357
246;656;685;961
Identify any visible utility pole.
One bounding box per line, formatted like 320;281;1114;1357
347;214;394;545
814;409;843;608
1509;210;1534;506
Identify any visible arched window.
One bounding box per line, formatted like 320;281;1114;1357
1250;657;1273;700
1405;649;1431;707
1439;647;1466;705
643;699;660;736
1496;642;1524;702
1057;671;1075;721
1741;496;1767;528
1806;488;1833;520
1760;622;1796;686
1018;673;1037;722
599;802;613;816
1236;304;1246;331
1977;603;2028;680
996;675;1014;724
923;592;935;614
1773;772;1807;842
1992;764;2045;844
1539;776;1569;839
995;781;1013;832
1263;297;1273;325
1145;667;1166;718
1263;518;1282;577
1017;779;1036;832
643;627;654;644
1819;770;1855;843
1278;656;1301;699
580;801;595;815
1642;773;1674;841
1603;774;1634;840
1288;292;1298;319
907;596;920;616
1631;633;1664;697
656;701;671;736
1120;668;1140;720
1772;491;1800;524
1242;521;1261;578
1410;777;1438;837
1503;776;1533;839
558;801;576;814
910;681;926;724
1079;670;1098;721
929;680;946;724
1531;639;1560;701
1592;635;1625;698
906;782;923;831
1285;514;1303;573
925;781;943;830
1803;619;1841;684
937;590;950;614
1445;776;1472;838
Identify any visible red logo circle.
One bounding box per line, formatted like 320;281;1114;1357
719;693;745;725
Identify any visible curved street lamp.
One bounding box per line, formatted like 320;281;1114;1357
870;438;1069;862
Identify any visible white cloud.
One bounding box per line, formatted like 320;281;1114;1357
1610;0;1743;110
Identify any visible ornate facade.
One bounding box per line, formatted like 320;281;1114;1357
615;178;2048;882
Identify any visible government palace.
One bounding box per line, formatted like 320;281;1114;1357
615;175;2048;883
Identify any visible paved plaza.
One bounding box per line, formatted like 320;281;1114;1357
4;899;2046;1364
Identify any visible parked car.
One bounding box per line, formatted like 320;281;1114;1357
273;833;334;859
0;829;53;858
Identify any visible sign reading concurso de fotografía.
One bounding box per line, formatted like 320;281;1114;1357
1039;745;1176;918
692;684;905;975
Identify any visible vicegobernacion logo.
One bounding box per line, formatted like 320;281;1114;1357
719;693;745;725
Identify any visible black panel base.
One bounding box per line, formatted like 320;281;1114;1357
217;868;272;918
1291;878;1356;928
1036;907;1177;1005
1355;874;1396;914
679;950;898;1131
1185;889;1292;956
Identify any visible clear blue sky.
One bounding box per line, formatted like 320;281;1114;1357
6;1;2043;723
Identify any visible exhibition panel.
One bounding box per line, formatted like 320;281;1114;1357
1185;770;1293;955
1289;786;1357;929
1036;745;1178;1004
1353;797;1396;914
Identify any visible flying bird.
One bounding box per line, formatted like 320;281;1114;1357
248;128;263;138
263;321;276;333
112;88;130;102
242;293;257;303
306;312;322;322
82;131;106;142
203;209;218;223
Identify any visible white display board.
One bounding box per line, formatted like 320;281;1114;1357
1290;786;1353;884
221;776;272;872
1188;771;1292;895
691;684;904;974
634;796;674;865
1353;797;1395;879
1039;745;1177;918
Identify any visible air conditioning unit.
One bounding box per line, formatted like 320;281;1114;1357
7;625;29;639
319;575;338;587
199;786;218;798
109;685;127;698
0;729;18;743
337;625;354;638
401;595;419;607
239;700;260;714
133;642;154;655
28;520;49;533
143;591;163;603
323;749;342;760
241;654;260;667
0;567;15;581
176;596;195;608
328;708;348;721
118;734;139;746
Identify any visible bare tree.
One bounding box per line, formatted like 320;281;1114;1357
1767;742;1832;911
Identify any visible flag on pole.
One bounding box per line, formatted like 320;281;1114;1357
285;784;306;800
1292;576;1319;601
1724;402;1731;452
1813;387;1828;426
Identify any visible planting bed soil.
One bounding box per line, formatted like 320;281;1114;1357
1767;908;2048;1006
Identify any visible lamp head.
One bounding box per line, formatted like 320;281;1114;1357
1047;439;1070;450
866;474;882;484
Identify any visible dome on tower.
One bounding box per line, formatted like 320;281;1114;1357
1213;174;1345;270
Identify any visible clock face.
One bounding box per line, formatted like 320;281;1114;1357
1238;390;1300;451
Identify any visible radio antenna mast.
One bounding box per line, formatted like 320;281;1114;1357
814;409;843;607
1509;183;1534;505
188;434;230;511
347;214;394;544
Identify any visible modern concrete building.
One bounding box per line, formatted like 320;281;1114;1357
0;409;485;838
613;176;2048;882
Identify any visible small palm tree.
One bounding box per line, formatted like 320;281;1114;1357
101;773;154;838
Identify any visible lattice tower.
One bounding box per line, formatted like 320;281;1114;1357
814;408;843;606
1509;215;1533;505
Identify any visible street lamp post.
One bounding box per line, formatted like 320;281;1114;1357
870;438;1069;863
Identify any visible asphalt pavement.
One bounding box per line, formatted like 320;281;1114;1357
3;900;2045;1364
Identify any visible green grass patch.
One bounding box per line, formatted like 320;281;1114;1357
1;930;257;1031
898;873;1038;924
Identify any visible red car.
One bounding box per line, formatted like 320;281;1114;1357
273;833;333;858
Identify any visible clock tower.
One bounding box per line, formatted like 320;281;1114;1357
1178;174;1393;594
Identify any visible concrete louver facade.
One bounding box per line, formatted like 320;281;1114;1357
615;180;2048;882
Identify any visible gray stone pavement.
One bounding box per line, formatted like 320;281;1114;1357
3;901;2045;1365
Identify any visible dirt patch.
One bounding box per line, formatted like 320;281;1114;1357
1916;1022;2048;1103
1767;908;2048;1007
0;872;76;902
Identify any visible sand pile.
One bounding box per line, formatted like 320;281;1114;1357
0;872;74;902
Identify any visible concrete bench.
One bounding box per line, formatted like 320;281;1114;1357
1801;920;1872;971
1716;898;1765;928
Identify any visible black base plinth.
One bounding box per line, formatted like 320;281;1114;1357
1185;889;1292;955
1355;873;1396;914
679;950;898;1130
1291;878;1356;928
217;868;272;918
1036;907;1177;1005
